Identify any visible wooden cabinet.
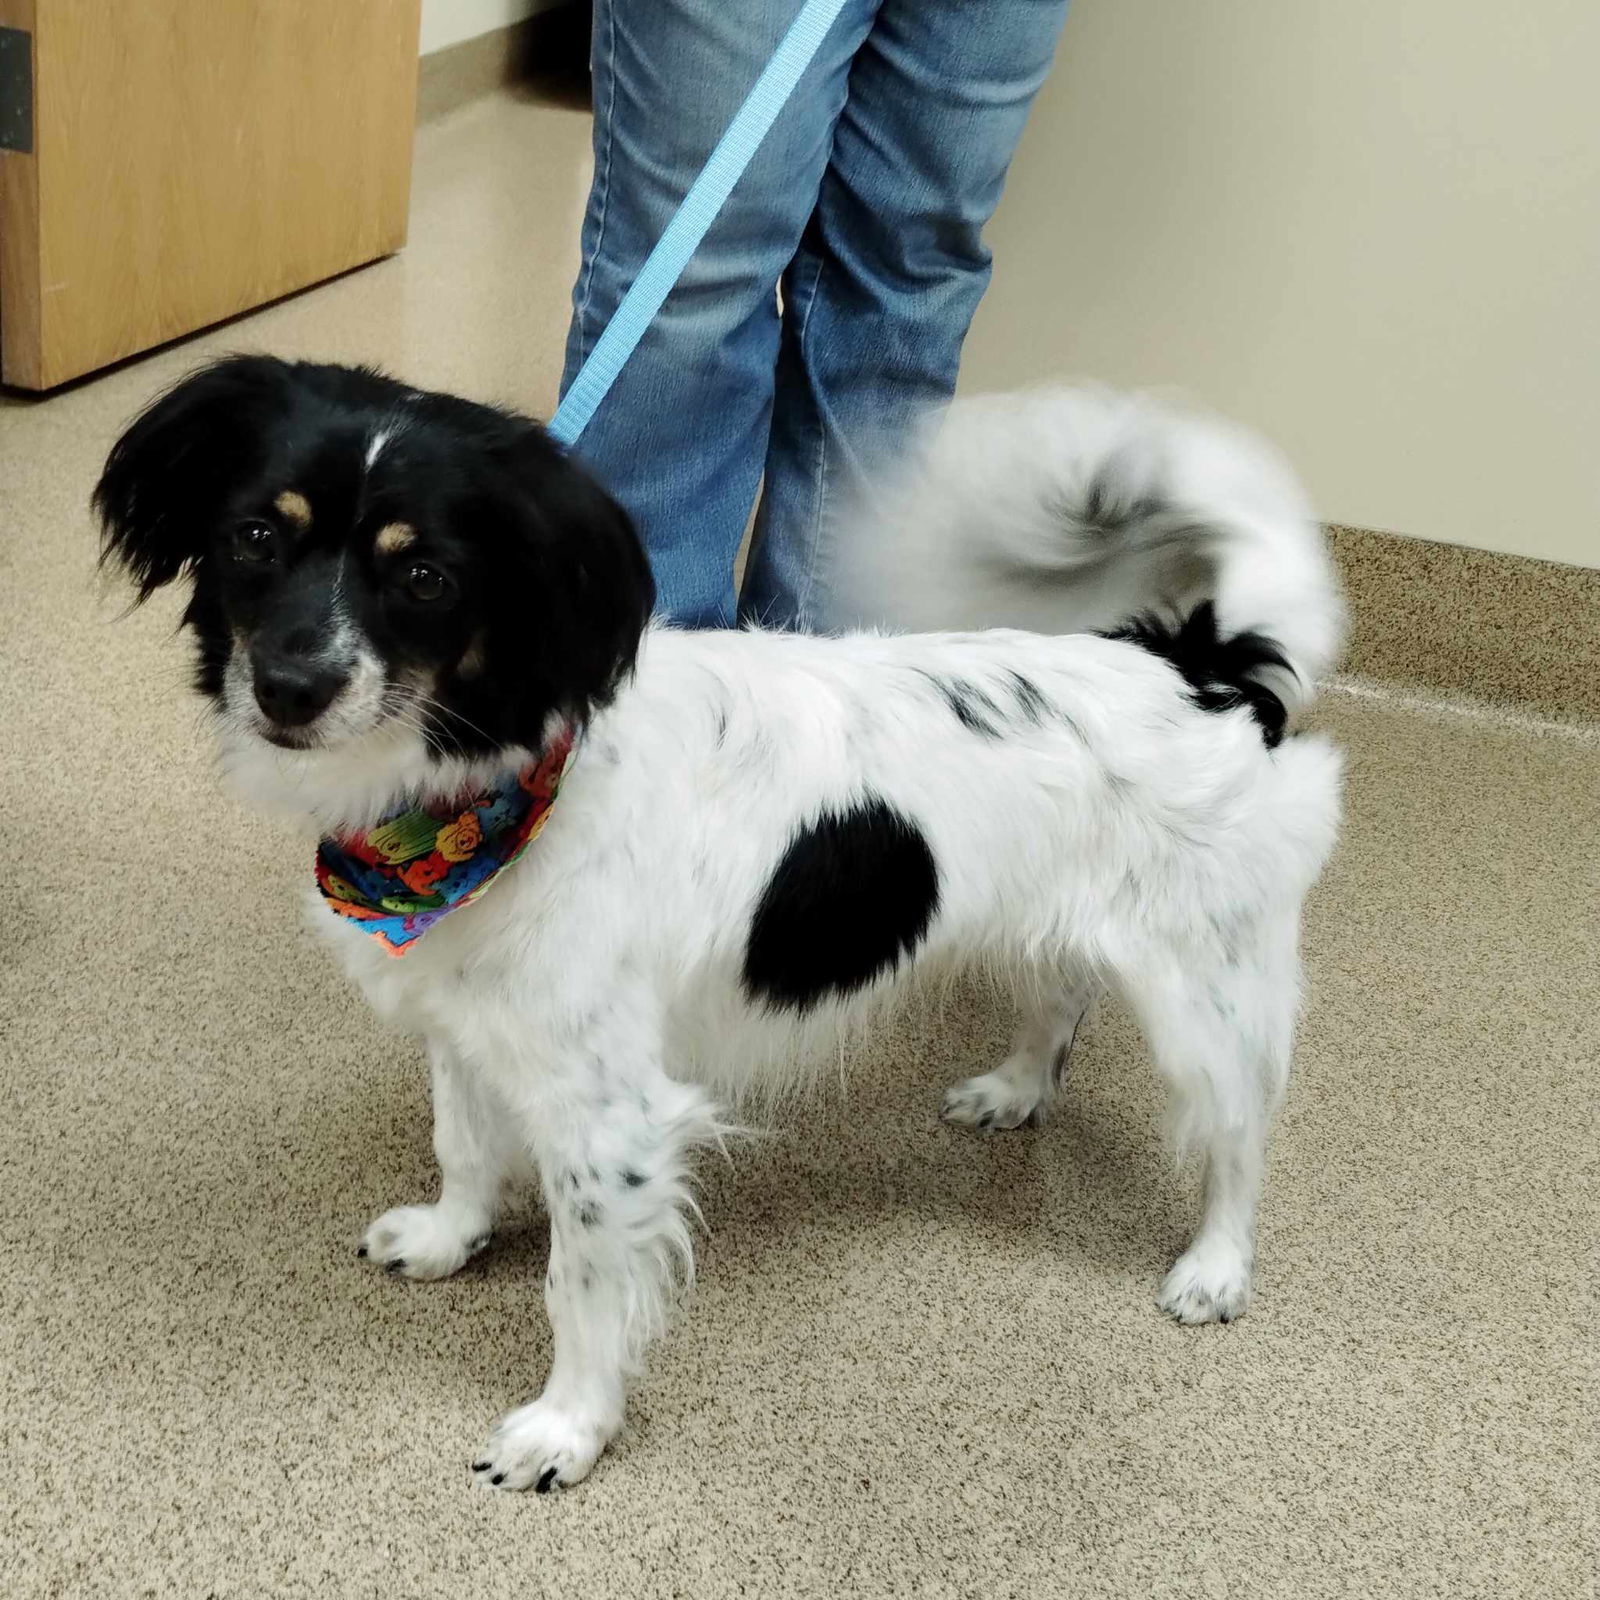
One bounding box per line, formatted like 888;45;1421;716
0;0;421;389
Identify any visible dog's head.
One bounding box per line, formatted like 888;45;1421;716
95;356;653;759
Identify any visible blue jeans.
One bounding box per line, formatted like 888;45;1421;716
562;0;1070;629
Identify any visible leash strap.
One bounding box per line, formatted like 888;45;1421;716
548;0;851;448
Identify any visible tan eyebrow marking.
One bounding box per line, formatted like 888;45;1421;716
274;490;312;529
374;521;417;555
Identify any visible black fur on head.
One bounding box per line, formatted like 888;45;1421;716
94;356;654;758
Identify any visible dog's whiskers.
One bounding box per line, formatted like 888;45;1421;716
395;684;498;750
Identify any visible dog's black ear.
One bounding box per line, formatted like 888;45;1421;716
480;426;656;730
94;355;297;600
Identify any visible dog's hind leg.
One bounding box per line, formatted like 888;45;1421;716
941;973;1096;1132
1114;917;1300;1324
360;1038;516;1280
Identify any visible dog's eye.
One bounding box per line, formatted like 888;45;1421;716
405;563;450;603
231;521;278;565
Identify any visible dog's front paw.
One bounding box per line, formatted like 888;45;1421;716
1157;1241;1252;1325
470;1397;618;1493
358;1204;489;1281
941;1070;1045;1132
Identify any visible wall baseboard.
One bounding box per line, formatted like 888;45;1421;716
416;3;589;123
1329;526;1599;726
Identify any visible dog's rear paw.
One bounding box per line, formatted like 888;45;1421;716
941;1070;1045;1132
471;1397;617;1493
1157;1242;1252;1325
358;1204;489;1281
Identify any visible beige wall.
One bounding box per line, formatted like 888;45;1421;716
964;0;1600;569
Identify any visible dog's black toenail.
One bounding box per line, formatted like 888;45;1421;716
536;1467;559;1493
490;1472;505;1485
387;1259;406;1273
357;1245;367;1257
472;1461;492;1473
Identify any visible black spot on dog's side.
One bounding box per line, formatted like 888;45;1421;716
743;796;940;1012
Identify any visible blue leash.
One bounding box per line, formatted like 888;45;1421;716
547;0;850;448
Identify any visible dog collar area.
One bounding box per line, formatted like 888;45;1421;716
313;730;575;956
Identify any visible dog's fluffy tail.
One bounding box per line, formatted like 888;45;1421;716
827;385;1344;714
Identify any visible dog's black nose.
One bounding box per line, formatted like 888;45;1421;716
254;661;345;727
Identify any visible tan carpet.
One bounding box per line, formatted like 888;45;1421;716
2;92;1596;1600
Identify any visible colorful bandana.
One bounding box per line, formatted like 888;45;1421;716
314;730;575;957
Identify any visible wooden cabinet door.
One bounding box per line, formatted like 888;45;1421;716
0;0;421;390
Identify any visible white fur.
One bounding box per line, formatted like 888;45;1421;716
212;386;1345;1490
828;384;1345;708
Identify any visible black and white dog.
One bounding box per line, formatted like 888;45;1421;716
96;359;1343;1492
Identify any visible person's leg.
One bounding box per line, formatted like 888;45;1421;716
565;0;881;628
739;0;1070;629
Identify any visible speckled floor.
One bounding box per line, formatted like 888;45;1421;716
2;89;1595;1600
